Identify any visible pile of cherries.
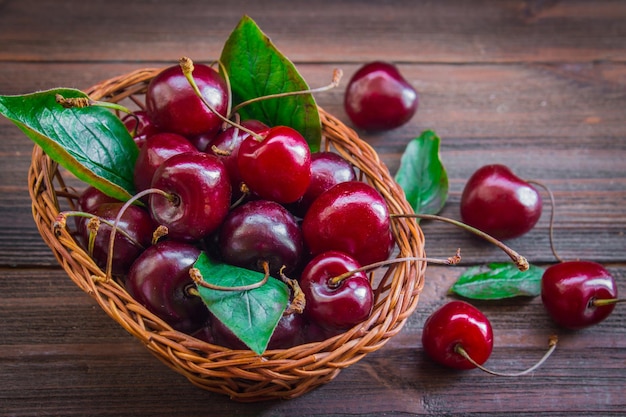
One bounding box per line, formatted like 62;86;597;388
73;60;398;350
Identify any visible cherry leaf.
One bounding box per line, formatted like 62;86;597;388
395;129;448;215
0;88;137;201
220;15;322;152
449;262;545;300
192;252;289;355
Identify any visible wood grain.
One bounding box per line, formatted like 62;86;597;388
0;0;625;415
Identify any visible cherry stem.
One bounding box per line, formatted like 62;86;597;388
526;180;563;263
105;188;174;280
189;261;270;292
179;56;264;141
55;93;134;116
455;335;558;377
592;298;626;307
279;266;306;315
53;211;144;250
328;250;462;288
391;213;529;272
230;68;343;115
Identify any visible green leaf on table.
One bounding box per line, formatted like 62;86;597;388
449;262;544;300
395;129;448;215
0;88;138;201
192;252;289;355
220;15;322;152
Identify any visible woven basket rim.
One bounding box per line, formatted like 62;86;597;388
27;66;427;402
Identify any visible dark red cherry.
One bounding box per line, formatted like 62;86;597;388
121;110;159;149
237;126;311;204
541;261;618;330
290;151;357;217
133;132;198;194
302;181;394;265
77;186;120;213
126;240;208;333
77;202;156;276
460;164;542;240
299;250;373;330
149;152;231;242
145;63;229;137
344;61;419;131
208;119;270;200
422;301;494;370
218;199;303;275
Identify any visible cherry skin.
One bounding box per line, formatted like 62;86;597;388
126;240;208;333
218;199;303;275
145;63;229;137
344;61;419;131
149;152;231;242
299;250;373;331
77;186;120;213
208;119;270;201
121;110;159;149
541;261;618;330
133;132;198;194
302;181;394;266
460;164;542;240
237;125;311;204
422;300;494;370
290;151;357;217
77;202;156;276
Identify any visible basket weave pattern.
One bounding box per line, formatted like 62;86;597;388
27;68;426;402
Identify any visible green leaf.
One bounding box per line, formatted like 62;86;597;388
395;130;448;215
449;262;545;300
193;252;289;355
0;88;138;201
220;15;322;152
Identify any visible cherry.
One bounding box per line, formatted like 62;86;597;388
208;119;270;201
299;250;373;331
77;202;156;276
133;132;198;194
149;152;231;242
421;300;494;370
541;261;619;330
344;61;418;131
126;240;208;333
77;186;120;213
218;199;303;275
145;63;229;137
290;151;357;217
460;164;542;240
121;110;159;149
302;181;394;266
237;125;311;204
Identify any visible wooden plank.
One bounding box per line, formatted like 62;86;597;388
0;267;624;416
0;0;625;64
1;62;624;265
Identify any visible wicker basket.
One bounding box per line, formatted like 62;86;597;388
27;67;427;402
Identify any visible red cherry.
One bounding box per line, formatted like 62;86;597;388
77;186;120;213
121;110;159;149
422;301;494;370
145;63;228;137
302;181;394;265
126;240;208;333
237;126;311;204
133;132;198;194
460;164;542;240
541;261;618;330
299;250;373;331
149;152;231;242
344;61;418;131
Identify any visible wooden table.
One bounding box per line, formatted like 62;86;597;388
1;1;625;415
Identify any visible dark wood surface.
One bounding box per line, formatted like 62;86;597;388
1;1;625;415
